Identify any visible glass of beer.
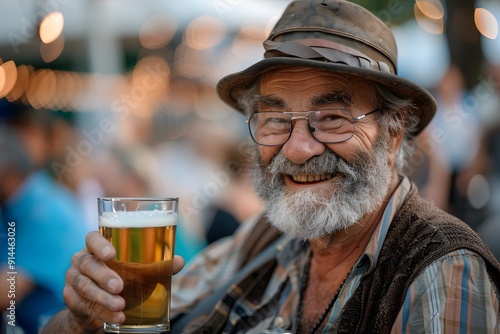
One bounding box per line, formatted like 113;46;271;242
98;197;178;333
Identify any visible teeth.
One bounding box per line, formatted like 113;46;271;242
291;173;333;182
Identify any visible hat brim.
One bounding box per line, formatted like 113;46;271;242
217;57;437;137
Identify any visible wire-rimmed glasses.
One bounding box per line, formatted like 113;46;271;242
246;109;380;146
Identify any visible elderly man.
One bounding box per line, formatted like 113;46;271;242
43;0;500;333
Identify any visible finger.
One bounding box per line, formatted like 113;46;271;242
63;285;125;329
66;266;125;312
173;255;185;275
71;250;123;294
85;231;116;261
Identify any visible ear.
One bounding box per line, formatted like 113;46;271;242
387;130;404;168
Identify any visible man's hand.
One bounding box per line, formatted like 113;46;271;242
44;231;185;333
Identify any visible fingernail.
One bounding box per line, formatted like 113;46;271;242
102;245;113;258
109;297;123;311
108;278;121;292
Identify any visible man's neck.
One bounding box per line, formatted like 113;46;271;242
308;207;382;274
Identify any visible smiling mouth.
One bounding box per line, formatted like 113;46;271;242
291;173;334;183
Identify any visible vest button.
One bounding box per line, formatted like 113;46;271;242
273;316;285;327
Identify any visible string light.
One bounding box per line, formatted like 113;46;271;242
0;60;17;98
475;7;498;39
39;12;64;44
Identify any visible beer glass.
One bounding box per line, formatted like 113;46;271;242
98;197;178;333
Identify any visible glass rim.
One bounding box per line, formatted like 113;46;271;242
98;197;179;202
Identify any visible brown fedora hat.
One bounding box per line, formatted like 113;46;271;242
217;0;437;136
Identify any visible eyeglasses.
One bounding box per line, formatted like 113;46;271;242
246;109;380;146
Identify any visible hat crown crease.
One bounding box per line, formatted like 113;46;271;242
264;40;395;75
268;27;397;71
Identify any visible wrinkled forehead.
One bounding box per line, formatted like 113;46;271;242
257;66;377;108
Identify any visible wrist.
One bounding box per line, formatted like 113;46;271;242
42;309;104;334
67;311;105;334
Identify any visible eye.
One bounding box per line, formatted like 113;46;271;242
251;113;290;135
264;116;287;124
320;113;343;122
311;110;351;131
256;113;287;125
313;110;347;122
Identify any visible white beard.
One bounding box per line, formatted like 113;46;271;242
253;138;393;240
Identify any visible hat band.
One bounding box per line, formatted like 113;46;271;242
263;38;395;75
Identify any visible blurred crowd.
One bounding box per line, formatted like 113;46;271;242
409;62;500;258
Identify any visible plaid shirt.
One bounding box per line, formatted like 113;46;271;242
171;177;500;333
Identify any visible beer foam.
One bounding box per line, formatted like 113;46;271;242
99;210;177;228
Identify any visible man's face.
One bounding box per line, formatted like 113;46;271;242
251;67;398;240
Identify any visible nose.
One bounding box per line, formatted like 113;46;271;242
281;119;325;164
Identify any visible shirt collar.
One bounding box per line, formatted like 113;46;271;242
362;175;411;274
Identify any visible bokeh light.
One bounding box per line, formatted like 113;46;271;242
139;14;177;49
475;8;498;39
39;12;64;44
184;15;227;50
414;3;444;34
6;65;32;102
0;60;17;98
415;0;445;20
40;34;65;63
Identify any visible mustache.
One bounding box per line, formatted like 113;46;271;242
260;149;359;179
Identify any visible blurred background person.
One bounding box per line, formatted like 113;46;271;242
473;63;500;259
418;65;484;228
201;138;263;245
182;120;263;245
0;101;88;333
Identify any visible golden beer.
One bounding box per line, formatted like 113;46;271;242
98;199;178;334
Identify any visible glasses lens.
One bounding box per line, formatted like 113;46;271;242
248;110;356;146
309;110;354;143
249;112;291;146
